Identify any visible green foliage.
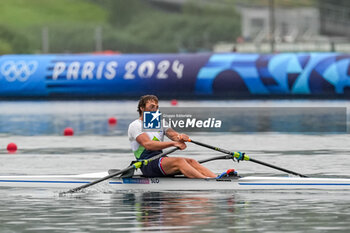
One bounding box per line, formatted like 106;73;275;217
0;0;107;28
0;0;108;54
117;1;241;52
123;13;240;52
0;0;241;54
0;24;31;54
0;40;13;54
98;0;155;28
237;0;316;7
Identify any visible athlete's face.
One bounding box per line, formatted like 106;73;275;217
143;100;159;112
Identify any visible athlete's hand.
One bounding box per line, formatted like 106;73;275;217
173;141;187;150
177;133;189;143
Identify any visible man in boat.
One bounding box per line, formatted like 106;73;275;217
128;95;217;178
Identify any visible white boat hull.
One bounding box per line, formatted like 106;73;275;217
1;172;350;191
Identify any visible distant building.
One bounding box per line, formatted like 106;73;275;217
237;4;320;43
319;0;350;38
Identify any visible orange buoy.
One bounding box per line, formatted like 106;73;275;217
7;143;17;153
170;99;178;106
64;127;74;136
108;117;117;125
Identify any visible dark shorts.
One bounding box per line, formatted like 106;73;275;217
140;157;167;177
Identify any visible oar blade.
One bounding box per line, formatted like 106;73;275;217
60;166;134;195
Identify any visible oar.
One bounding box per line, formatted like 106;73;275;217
189;139;307;178
60;147;180;195
198;155;234;164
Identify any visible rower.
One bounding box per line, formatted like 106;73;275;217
128;95;217;178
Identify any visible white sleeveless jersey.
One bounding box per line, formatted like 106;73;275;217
128;119;169;159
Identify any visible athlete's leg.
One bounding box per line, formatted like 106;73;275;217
185;158;216;177
160;157;209;178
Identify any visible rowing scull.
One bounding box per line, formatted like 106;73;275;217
1;172;350;191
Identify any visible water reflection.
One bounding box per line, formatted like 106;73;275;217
105;192;230;231
134;192;216;229
2;189;350;232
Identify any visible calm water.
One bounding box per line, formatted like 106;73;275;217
0;100;350;232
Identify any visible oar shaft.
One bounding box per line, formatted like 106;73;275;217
249;158;307;177
190;139;307;178
190;140;234;156
198;155;231;164
63;165;134;194
62;147;179;194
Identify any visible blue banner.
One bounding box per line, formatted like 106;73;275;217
0;53;349;98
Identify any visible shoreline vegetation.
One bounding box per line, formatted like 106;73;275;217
0;0;242;54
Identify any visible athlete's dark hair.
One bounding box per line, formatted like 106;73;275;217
137;95;158;116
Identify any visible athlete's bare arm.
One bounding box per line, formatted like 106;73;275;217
136;133;186;151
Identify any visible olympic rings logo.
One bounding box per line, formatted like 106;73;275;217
0;60;38;82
